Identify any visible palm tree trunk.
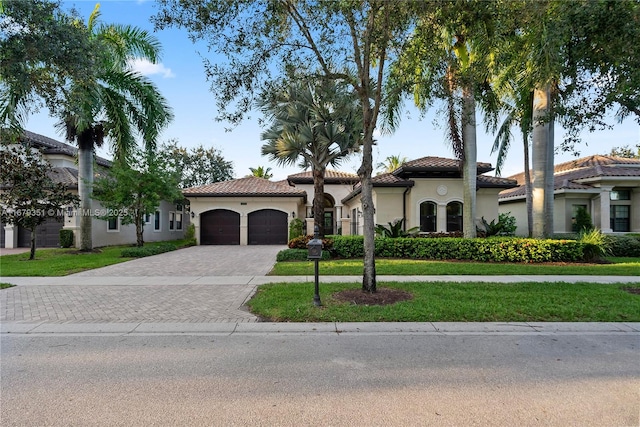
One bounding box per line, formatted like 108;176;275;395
544;108;555;237
461;85;477;239
312;165;326;238
531;84;551;238
77;130;94;251
523;134;533;237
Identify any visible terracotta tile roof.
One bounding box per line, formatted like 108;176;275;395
183;176;307;197
341;173;415;203
49;167;79;188
500;155;640;199
22;131;112;167
396;156;494;174
477;174;518;188
287;169;360;184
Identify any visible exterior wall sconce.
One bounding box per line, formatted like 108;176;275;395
291;211;296;218
190;211;195;219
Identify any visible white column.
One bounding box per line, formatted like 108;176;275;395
335;206;342;234
437;203;447;232
4;224;17;248
599;187;612;233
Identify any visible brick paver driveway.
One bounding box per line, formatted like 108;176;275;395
71;245;286;276
1;245;287;324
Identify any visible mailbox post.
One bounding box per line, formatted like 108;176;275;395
307;225;323;306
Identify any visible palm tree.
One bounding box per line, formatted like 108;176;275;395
491;80;535;237
248;166;273;179
376;154;407;174
384;2;501;238
259;78;362;237
60;5;173;251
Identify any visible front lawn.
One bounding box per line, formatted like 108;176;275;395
0;239;194;276
248;281;640;322
269;257;640;276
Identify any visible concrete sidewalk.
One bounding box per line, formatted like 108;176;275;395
2;275;638;334
3;274;640;285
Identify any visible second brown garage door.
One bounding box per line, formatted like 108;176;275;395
248;209;288;245
200;209;240;245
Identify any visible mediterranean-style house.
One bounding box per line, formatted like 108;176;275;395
184;156;518;245
499;155;640;235
1;131;187;249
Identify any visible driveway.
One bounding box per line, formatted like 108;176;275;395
70;245;286;277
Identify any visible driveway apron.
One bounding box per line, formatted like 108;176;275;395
1;246;286;324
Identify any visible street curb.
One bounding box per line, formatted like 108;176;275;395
2;321;639;336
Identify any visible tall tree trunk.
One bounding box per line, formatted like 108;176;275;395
136;210;144;247
544;109;555;237
523;135;533;238
461;85;477;239
29;228;36;260
360;113;376;293
77;130;94;251
312;165;326;238
531;85;551;238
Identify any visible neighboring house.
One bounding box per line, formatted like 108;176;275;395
184;157;517;245
499;155;640;235
1;131;187;249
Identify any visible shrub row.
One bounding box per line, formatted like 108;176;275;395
607;235;640;257
121;243;177;258
277;248;332;262
328;235;586;263
288;235;335;250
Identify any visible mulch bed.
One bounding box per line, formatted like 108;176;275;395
333;287;413;306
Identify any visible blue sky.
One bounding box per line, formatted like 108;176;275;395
24;0;640;181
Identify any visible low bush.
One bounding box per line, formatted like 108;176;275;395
607;234;640;257
329;235;585;263
59;229;74;248
288;234;334;250
277;248;332;262
288;218;304;240
121;243;177;258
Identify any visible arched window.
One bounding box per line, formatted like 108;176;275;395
446;202;463;232
419;201;437;232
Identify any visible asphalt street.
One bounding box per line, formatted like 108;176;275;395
1;331;638;426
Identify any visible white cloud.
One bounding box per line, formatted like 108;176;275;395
128;58;175;78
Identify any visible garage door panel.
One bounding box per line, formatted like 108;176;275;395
200;209;240;245
248;209;287;245
17;217;63;248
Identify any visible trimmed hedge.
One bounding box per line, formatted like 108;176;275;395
329;235;586;263
277;248;332;262
121;243;177;258
59;229;74;248
288;235;334;250
607;235;640;257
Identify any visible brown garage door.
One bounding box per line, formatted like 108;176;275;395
18;218;63;248
248;209;288;245
200;209;240;245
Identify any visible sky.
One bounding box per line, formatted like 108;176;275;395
24;0;640;182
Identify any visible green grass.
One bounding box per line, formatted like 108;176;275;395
0;239;194;276
269;257;640;276
247;281;640;322
1;282;15;289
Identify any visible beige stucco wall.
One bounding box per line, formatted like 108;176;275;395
187;195;303;245
342;178;506;235
64;198;188;248
373;188;406;226
498;199;528;236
